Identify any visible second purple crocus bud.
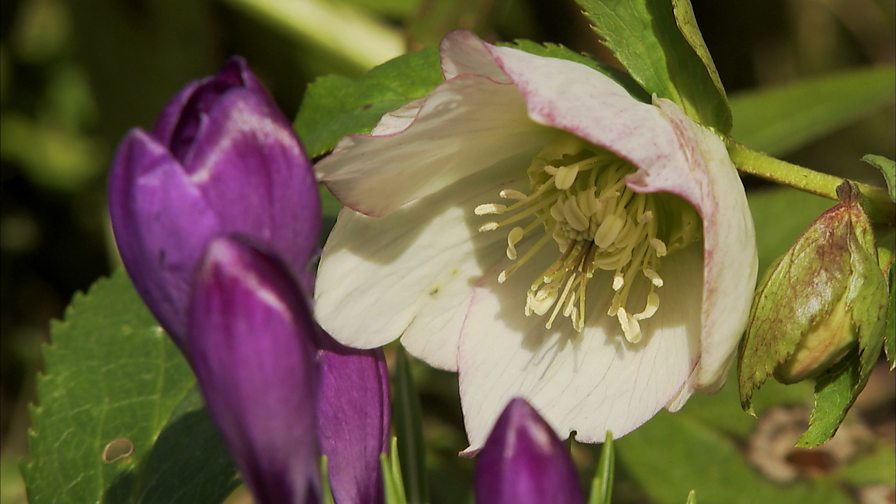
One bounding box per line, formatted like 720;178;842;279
190;236;320;504
475;398;584;504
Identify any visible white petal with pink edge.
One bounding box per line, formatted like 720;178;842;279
314;163;527;371
316;75;552;217
458;244;704;453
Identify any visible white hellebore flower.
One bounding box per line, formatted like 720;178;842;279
314;30;758;452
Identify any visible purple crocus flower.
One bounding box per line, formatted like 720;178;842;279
475;398;584;504
108;59;390;504
109;56;320;350
316;337;390;504
190;236;320;504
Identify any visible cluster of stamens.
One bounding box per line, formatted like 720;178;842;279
476;136;697;343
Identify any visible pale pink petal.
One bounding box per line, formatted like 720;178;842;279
635;99;757;389
443;31;685;184
458;245;703;452
314;164;525;371
442;30;756;390
316;76;553;217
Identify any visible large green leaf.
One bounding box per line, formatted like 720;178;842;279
576;0;731;132
730;66;896;156
294;48;442;158
617;412;851;504
23;271;238;503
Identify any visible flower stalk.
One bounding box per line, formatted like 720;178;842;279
726;140;894;224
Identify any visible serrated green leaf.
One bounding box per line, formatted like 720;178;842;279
617;412;851;504
393;347;428;504
670;0;728;119
587;432;614;504
576;0;731;132
23;271;237;504
797;352;859;447
294;48;442;157
861;154;896;202
503;40;648;102
730;66;896;156
844;222;887;380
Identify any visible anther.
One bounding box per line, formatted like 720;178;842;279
617;308;642;343
474;203;507;215
612;272;624;291
479;222;499;232
634;292;660;320
643;268;664;287
554;164;579;190
649;238;667;257
506;227;525;260
499;189;528;200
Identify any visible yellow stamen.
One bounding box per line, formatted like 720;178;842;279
475;135;700;337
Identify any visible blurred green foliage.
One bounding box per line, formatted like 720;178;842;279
2;0;894;501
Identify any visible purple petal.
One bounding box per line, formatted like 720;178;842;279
315;333;390;504
189;236;319;504
184;87;321;280
475;398;583;504
153;56;267;161
108;129;221;346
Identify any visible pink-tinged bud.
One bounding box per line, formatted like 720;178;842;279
740;183;889;408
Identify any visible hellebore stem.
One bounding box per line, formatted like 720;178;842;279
727;141;895;225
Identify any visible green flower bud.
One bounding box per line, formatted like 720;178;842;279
739;183;889;412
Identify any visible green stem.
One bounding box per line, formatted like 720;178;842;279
220;0;404;71
727;141;894;224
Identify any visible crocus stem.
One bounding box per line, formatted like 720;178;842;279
726;141;895;224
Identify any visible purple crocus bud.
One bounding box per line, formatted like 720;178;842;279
316;335;390;504
189;235;319;504
109;57;320;349
475;398;584;504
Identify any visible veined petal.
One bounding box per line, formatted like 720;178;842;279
316;76;552;217
440;31;683;178
458;245;703;452
316;334;390;504
108;129;220;346
638;99;757;389
189;236;319;504
186;89;321;277
315;165;518;370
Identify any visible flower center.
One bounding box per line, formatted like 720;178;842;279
476;135;700;342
